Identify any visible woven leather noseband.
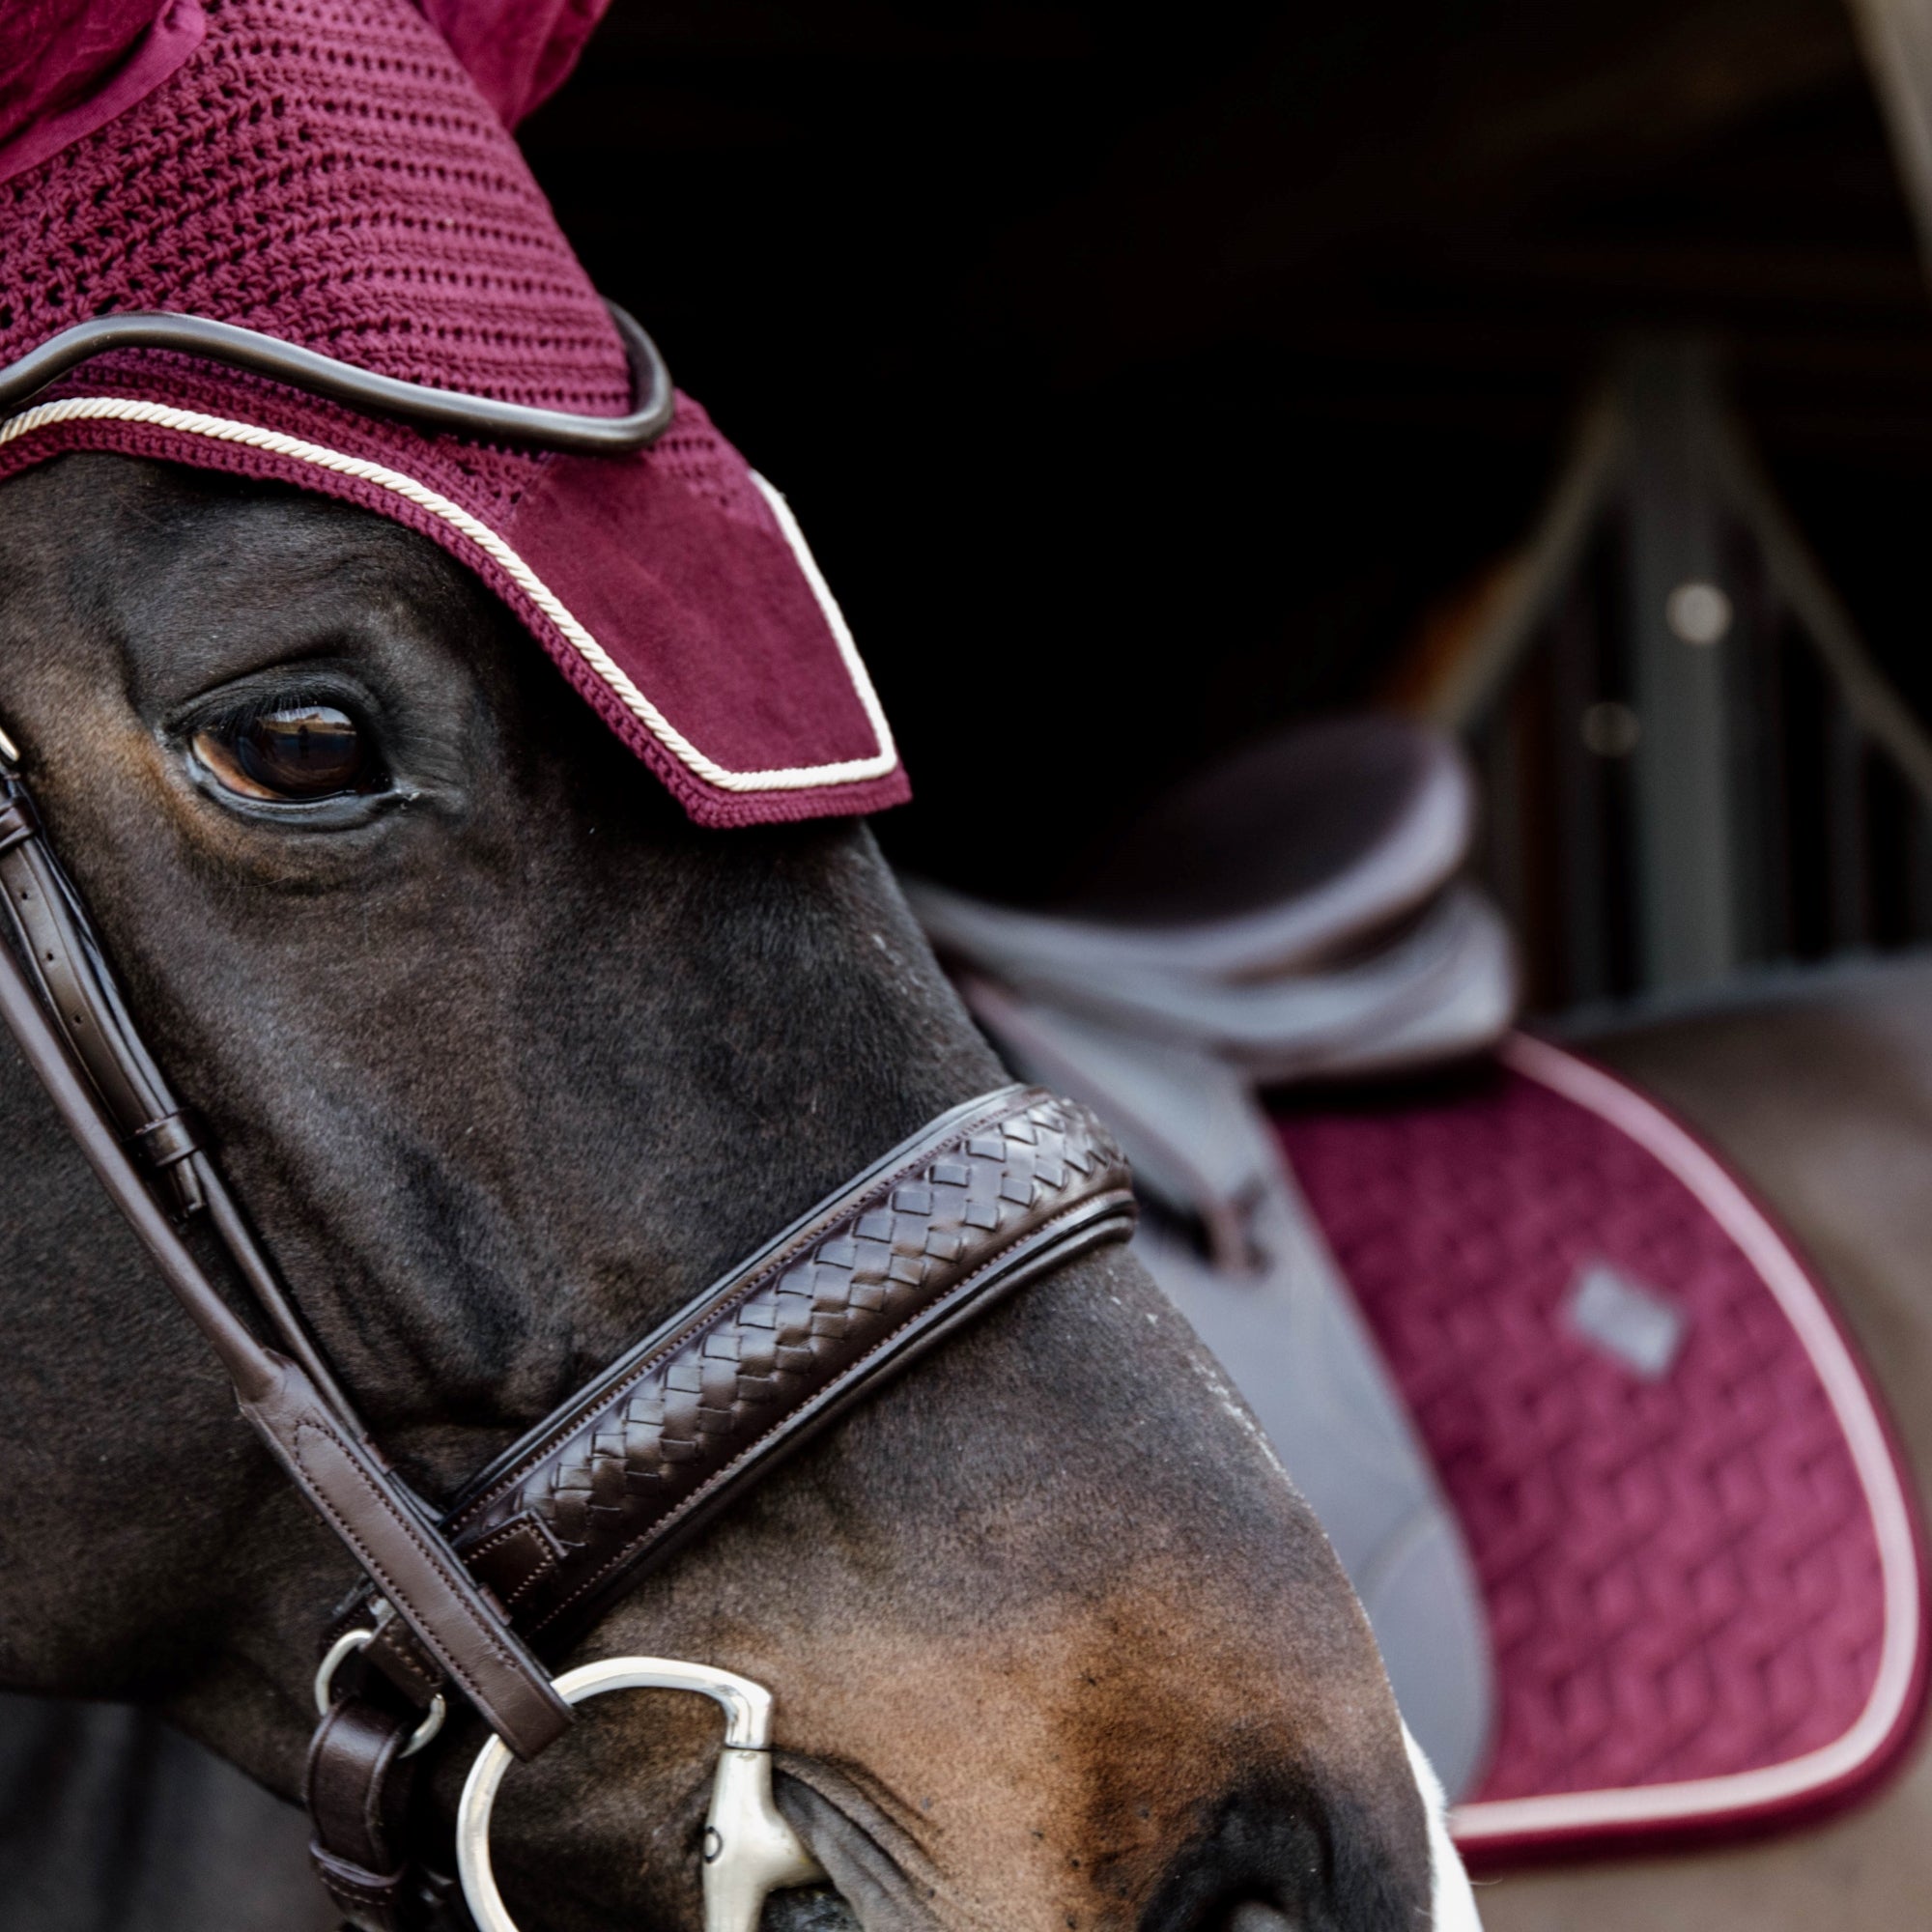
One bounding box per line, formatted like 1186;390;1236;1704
0;308;1132;1927
0;739;1134;1929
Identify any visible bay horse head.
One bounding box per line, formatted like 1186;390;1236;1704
0;0;1475;1919
0;449;1468;1931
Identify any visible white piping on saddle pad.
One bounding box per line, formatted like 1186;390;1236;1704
1445;1033;1926;1843
0;398;898;795
1406;1721;1485;1931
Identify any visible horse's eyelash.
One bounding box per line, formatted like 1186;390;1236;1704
200;684;353;733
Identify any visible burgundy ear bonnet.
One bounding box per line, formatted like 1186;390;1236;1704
0;0;906;827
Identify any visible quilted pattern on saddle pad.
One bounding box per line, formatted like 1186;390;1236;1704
1272;1033;1928;1860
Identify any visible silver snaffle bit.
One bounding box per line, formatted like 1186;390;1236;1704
456;1658;826;1932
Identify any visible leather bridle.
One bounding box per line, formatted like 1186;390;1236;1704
0;315;1137;1930
0;302;676;454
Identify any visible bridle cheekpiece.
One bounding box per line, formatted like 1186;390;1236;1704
0;312;1135;1932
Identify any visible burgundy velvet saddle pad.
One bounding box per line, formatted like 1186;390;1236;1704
1271;1032;1929;1861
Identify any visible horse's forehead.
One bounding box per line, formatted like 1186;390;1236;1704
0;0;907;832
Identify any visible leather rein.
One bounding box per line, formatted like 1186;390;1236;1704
0;316;1136;1930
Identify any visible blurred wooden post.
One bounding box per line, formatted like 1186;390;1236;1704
1847;0;1932;286
1413;330;1932;1008
1624;341;1751;990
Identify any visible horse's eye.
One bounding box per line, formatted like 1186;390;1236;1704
193;705;374;803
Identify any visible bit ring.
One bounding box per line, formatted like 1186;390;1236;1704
456;1657;825;1932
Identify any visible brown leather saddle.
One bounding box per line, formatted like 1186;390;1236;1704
0;325;1136;1930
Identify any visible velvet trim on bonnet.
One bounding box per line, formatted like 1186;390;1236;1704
0;0;907;827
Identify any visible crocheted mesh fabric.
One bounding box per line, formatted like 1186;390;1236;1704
0;0;905;825
4;0;628;410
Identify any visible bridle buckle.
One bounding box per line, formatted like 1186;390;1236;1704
314;1605;448;1761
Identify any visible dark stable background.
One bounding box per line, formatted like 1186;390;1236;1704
523;0;1932;904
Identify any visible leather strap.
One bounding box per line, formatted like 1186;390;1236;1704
0;300;674;457
1;774;340;1400
244;1359;570;1757
305;1695;419;1927
0;740;1138;1923
303;1693;471;1932
0;783;203;1215
446;1087;1132;1638
312;1088;1134;1922
0;758;572;1760
341;1088;1131;1701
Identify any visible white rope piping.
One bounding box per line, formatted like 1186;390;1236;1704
0;396;899;796
1449;1031;1926;1843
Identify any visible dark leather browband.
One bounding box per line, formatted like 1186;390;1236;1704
0;300;675;455
0;737;1135;1930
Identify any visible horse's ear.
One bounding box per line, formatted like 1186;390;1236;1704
414;0;613;128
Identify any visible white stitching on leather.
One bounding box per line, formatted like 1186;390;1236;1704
0;397;899;795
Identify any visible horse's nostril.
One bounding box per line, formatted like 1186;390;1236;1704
1223;1903;1299;1932
760;1884;860;1932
